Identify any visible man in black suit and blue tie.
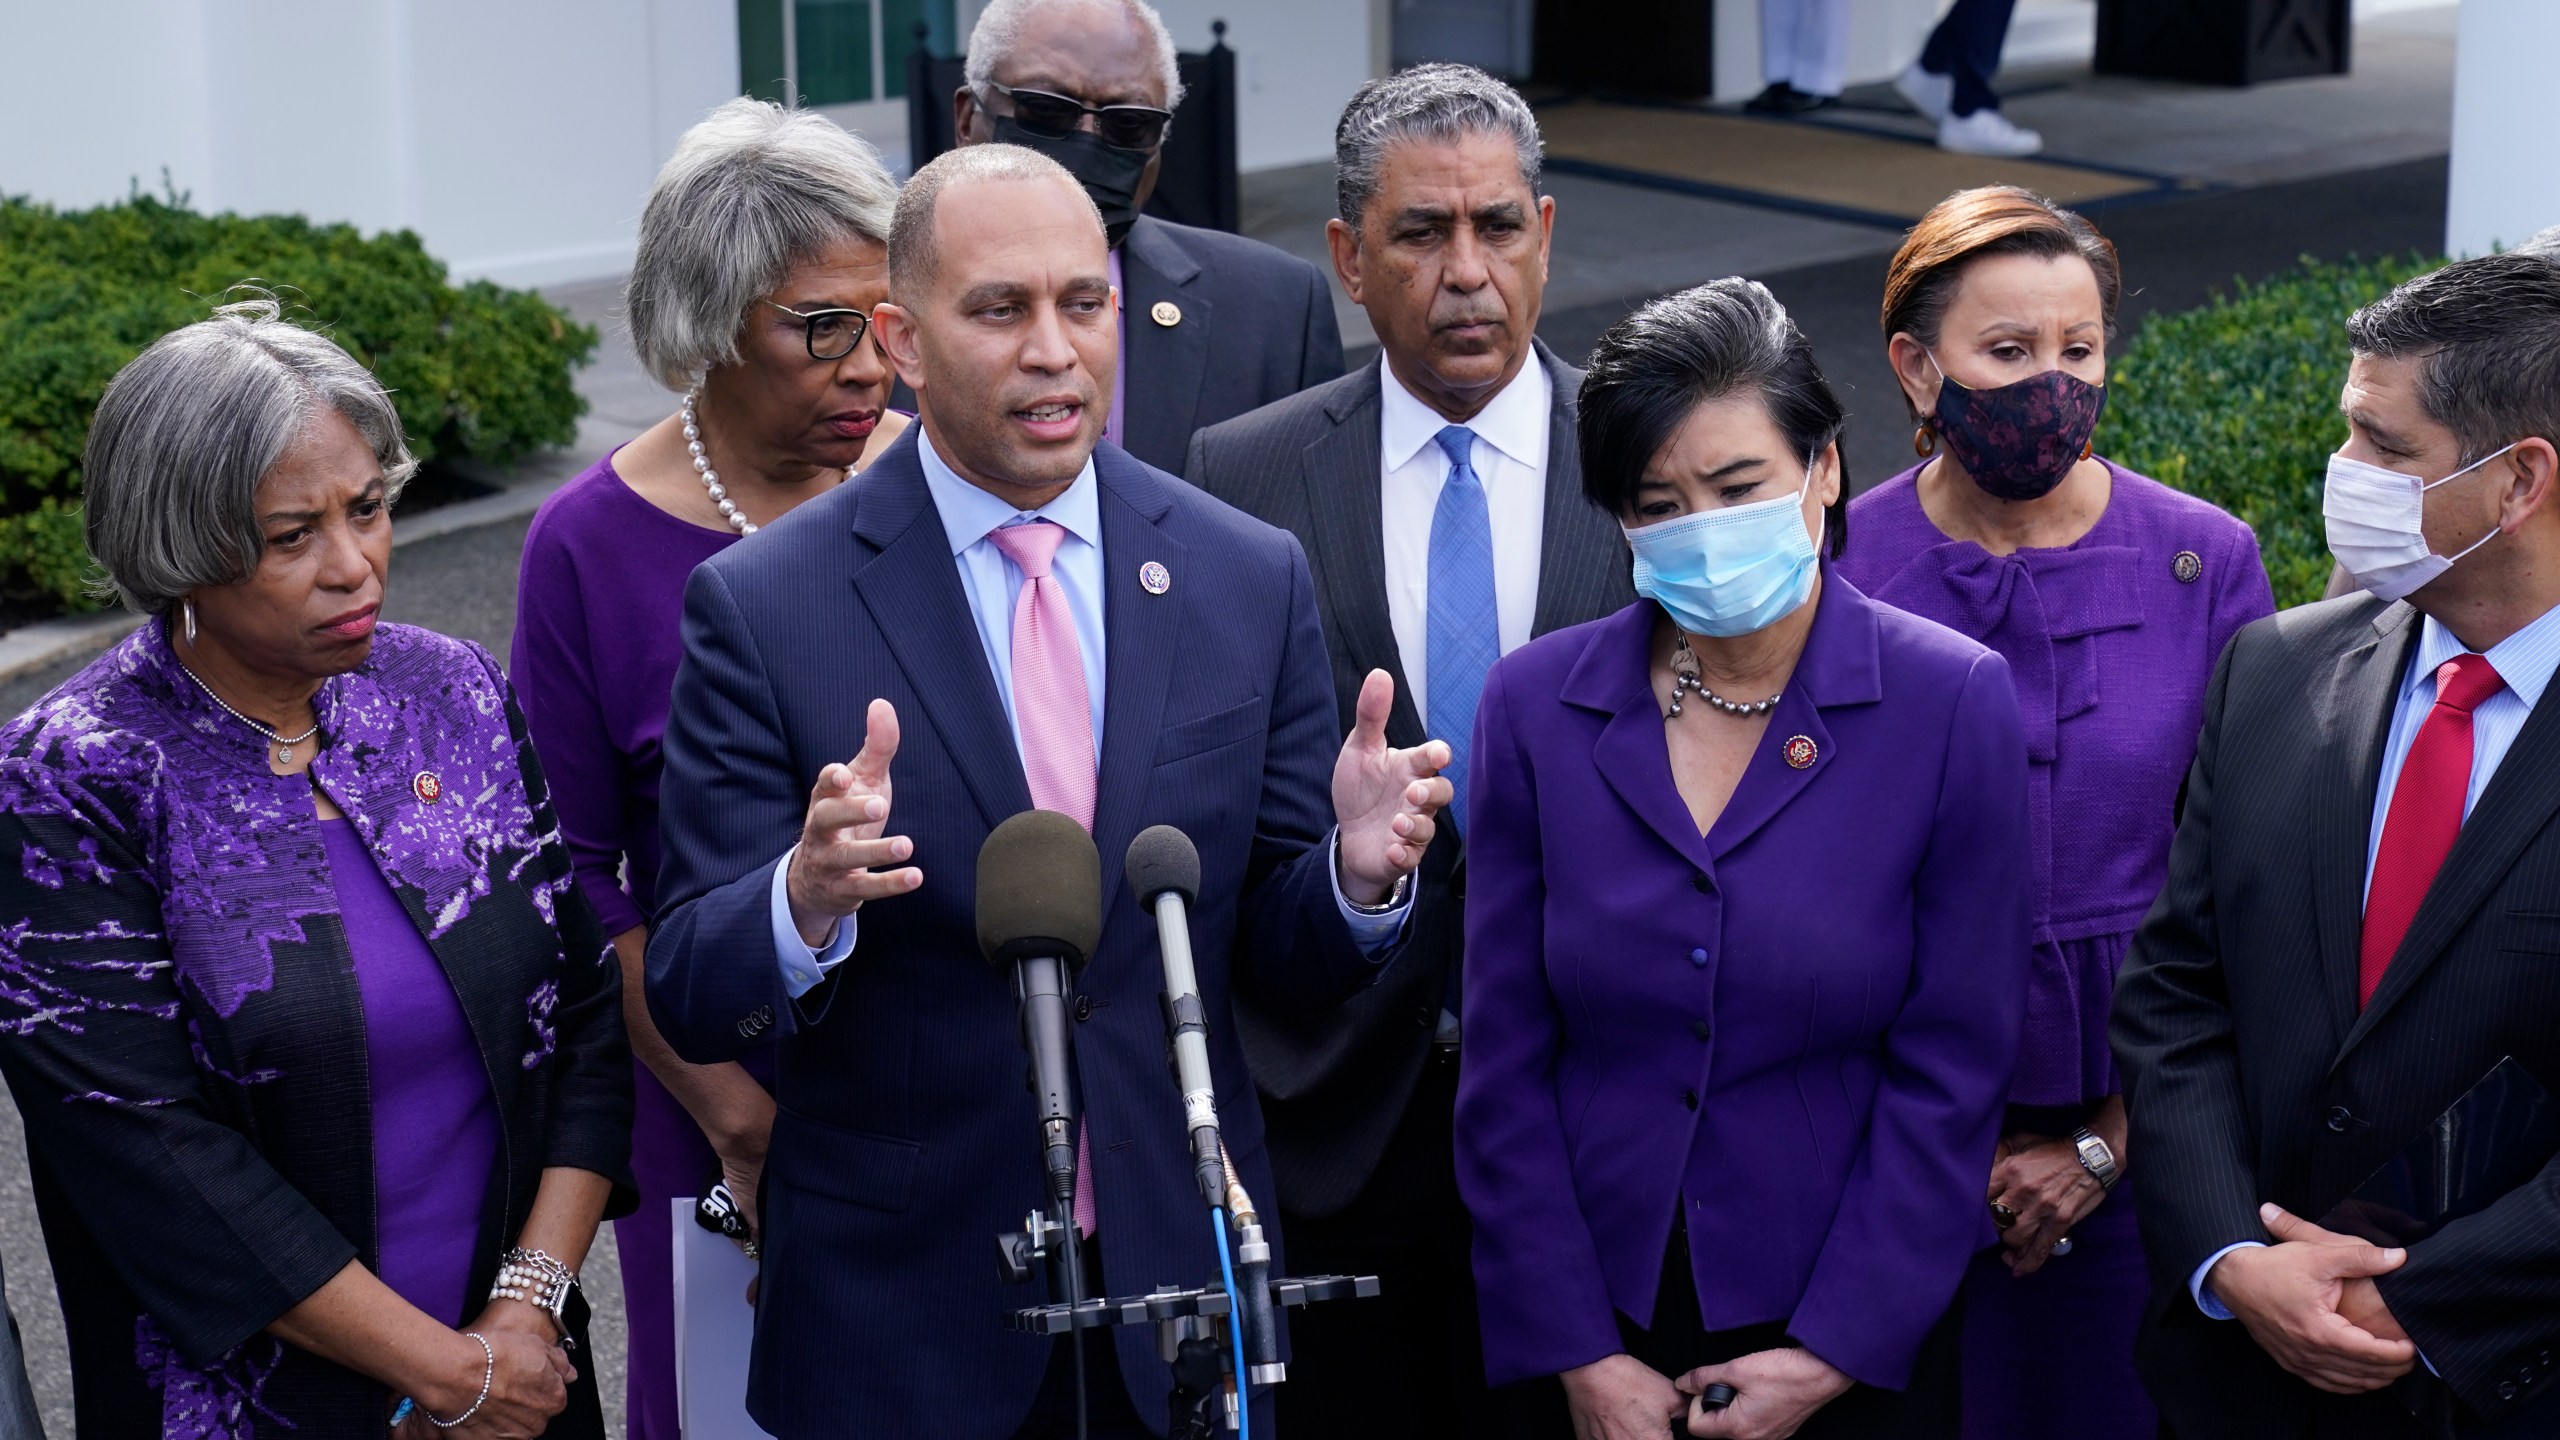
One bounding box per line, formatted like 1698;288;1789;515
2115;252;2560;1437
950;0;1346;476
644;142;1450;1439
1185;63;1633;1436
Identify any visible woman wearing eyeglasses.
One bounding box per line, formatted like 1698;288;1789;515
508;98;903;1440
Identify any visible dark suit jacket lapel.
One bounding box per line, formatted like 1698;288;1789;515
1119;219;1211;471
2310;603;2418;1039
1526;341;1627;638
1297;363;1424;745
848;436;1031;830
1091;448;1187;909
2349;624;2560;1051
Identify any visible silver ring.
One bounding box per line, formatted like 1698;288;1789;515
2051;1236;2074;1257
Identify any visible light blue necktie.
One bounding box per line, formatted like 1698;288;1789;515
1428;425;1498;833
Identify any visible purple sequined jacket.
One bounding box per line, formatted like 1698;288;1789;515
0;620;633;1439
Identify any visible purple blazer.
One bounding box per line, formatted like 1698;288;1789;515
1455;571;2032;1390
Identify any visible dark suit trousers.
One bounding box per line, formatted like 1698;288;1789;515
1279;1049;1566;1438
1919;0;2020;115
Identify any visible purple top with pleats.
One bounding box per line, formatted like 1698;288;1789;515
1835;459;2275;1104
322;819;498;1327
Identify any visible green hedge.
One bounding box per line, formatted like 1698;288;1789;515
0;188;598;613
2107;252;2445;609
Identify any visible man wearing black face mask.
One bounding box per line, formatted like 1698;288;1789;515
953;0;1346;476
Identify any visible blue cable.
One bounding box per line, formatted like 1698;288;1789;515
1212;1205;1249;1440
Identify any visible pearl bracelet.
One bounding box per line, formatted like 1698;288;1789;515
489;1247;578;1335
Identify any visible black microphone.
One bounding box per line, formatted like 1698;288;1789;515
1128;825;1284;1386
1126;825;1226;1210
979;810;1102;1220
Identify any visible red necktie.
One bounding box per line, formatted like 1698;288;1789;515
2360;653;2506;1006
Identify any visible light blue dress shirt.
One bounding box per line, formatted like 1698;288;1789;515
772;428;1411;996
2190;599;2560;1326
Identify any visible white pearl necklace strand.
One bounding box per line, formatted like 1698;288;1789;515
682;386;756;536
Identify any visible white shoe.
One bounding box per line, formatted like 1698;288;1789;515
1894;62;1953;123
1938;107;2044;157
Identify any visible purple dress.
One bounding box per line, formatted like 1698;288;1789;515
510;450;761;1440
323;818;499;1327
1835;459;2274;1440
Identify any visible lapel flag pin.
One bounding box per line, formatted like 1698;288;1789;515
1139;561;1172;595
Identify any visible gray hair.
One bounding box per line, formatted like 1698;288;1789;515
2347;250;2560;467
1335;63;1542;227
889;143;1100;299
964;0;1186;114
84;293;417;614
2515;224;2560;260
624;98;899;390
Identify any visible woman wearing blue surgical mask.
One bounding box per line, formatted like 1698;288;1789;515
1835;186;2275;1440
1454;277;2033;1440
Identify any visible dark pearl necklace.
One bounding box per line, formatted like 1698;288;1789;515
1665;631;1782;720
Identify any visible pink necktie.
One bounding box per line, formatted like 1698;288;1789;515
986;520;1099;1235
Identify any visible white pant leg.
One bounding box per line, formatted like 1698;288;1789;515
1760;0;1797;86
1766;0;1852;96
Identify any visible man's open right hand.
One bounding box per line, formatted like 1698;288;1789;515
785;698;920;947
2209;1203;2417;1394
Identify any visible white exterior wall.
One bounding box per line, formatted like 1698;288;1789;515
8;0;1367;286
2445;0;2560;257
2;0;738;287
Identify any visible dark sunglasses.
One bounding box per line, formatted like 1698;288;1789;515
992;84;1172;152
767;301;872;362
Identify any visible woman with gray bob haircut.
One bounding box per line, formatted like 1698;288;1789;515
510;95;901;1440
0;295;634;1436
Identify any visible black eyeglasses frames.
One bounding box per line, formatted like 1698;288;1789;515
990;84;1173;152
767;301;872;362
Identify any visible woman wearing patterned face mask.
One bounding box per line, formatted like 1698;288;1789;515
1835;186;2275;1440
1455;277;2033;1440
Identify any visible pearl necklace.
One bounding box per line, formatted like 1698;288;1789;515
179;662;322;765
1665;631;1782;720
682;386;756;536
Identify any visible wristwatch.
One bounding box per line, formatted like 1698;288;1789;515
2071;1127;2120;1191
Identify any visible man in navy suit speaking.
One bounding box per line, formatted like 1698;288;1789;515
645;142;1450;1439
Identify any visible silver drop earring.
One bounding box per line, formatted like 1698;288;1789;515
182;600;197;645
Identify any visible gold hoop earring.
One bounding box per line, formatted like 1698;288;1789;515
1913;423;1937;458
182;600;197;645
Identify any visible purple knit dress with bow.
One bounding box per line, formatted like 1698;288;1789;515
1837;458;2273;1440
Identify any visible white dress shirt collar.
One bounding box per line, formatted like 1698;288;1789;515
2405;601;2560;710
914;423;1103;553
1378;352;1553;474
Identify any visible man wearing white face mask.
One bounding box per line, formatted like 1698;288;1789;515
2114;250;2560;1439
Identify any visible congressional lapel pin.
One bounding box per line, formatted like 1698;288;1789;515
2173;550;2204;584
1139;560;1173;595
1782;735;1818;770
412;770;444;804
1150;301;1182;328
